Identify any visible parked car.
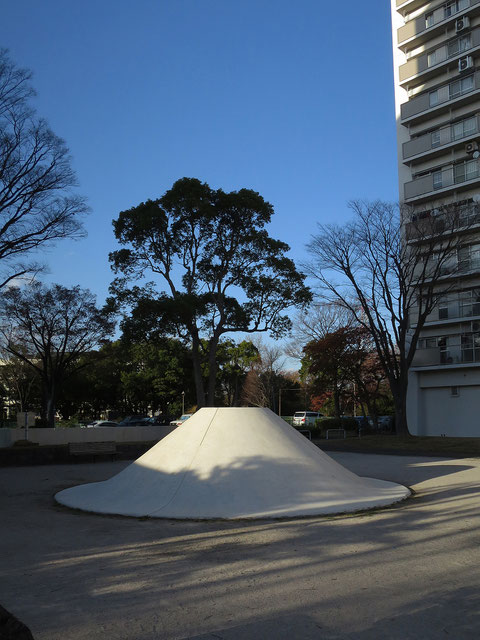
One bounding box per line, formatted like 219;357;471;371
86;420;119;428
377;415;394;430
292;411;324;428
352;416;370;429
170;414;193;427
117;416;152;427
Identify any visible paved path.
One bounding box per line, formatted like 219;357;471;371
1;453;480;639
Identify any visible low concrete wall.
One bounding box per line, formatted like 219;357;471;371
0;425;176;448
0;429;12;448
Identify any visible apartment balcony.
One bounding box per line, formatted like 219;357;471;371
396;0;428;13
404;159;480;202
399;28;480;85
401;71;480;125
409;302;480;326
397;0;480;48
404;210;480;240
411;346;480;367
403;115;480;162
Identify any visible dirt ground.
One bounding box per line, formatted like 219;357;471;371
1;452;479;639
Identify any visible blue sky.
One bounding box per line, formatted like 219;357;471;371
0;1;397;308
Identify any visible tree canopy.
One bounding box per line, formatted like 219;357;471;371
110;177;311;407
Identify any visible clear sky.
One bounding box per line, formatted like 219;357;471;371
0;0;397;307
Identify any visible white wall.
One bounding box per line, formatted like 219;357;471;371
0;425;176;448
408;367;480;436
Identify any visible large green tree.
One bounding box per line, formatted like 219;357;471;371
56;338;195;421
213;339;259;407
110;177;311;407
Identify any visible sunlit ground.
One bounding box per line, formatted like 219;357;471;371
1;453;479;639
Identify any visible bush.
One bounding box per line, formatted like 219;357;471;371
312;416;359;437
316;417;341;429
341;417;358;431
12;439;39;447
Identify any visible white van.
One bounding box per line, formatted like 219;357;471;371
292;411;324;427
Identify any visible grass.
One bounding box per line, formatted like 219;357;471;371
314;433;480;457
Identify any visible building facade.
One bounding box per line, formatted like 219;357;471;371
391;0;480;436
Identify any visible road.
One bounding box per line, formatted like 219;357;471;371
1;453;479;639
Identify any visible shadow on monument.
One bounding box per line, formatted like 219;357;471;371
55;452;412;518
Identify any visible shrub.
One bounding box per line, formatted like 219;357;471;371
341;417;358;431
12;440;39;447
312;416;359;437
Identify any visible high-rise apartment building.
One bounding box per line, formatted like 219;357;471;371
391;0;480;436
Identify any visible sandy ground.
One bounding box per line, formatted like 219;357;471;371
1;452;480;639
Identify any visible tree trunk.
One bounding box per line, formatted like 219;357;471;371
391;379;410;436
45;382;56;429
333;387;341;418
191;335;206;408
364;399;378;430
207;337;221;407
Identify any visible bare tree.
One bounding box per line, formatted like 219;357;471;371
286;302;354;360
241;338;286;410
0;349;40;413
0;283;115;427
0;50;87;288
306;200;469;436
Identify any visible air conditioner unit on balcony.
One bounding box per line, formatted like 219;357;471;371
456;16;470;32
459;56;474;72
466;141;479;154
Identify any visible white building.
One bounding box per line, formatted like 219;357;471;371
391;0;480;436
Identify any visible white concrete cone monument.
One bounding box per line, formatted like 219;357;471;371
55;408;410;518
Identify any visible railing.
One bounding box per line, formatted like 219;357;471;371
399;29;480;83
412;345;480;367
401;72;480;122
437;257;480;277
405;208;480;239
410;299;480;324
404;161;480;200
403;116;480;160
397;0;480;45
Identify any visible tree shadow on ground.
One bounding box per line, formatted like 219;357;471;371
1;455;479;639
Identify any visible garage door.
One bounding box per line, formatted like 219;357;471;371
421;386;480;437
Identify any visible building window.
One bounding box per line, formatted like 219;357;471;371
448;35;471;57
451;386;459;396
426;1;468;29
438;298;449;319
459;289;480;317
431;129;441;147
430;90;439;107
452;116;477;141
432;170;443;189
428;52;436;67
458;244;480;272
460;332;480;362
454;159;479;183
445;0;469;18
449;75;474;100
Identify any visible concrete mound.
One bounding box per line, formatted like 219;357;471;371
55;407;410;519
